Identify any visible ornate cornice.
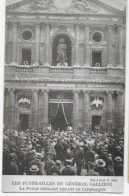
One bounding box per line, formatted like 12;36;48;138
5;78;125;85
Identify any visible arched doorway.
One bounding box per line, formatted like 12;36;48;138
52;34;72;66
92;115;101;131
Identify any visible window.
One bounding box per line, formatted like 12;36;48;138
92;51;102;67
92;32;103;43
22;48;31;65
22;30;32;41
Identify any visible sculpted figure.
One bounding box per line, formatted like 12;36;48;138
57;38;68;65
30;0;49;11
73;0;98;13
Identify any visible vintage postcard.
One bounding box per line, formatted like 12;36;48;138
2;0;126;193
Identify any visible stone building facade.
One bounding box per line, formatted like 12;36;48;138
4;0;126;132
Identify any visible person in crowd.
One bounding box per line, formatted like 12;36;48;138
114;156;123;176
74;147;84;175
51;160;62;175
85;162;99;176
44;156;55;175
94;159;107;176
3;128;124;176
61;160;75;175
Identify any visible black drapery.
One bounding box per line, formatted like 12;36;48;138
48;102;73;130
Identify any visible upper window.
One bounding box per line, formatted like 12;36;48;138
92;51;102;67
22;48;31;65
93;32;102;42
92;31;104;43
21;29;33;41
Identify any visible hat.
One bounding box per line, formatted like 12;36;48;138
115;156;122;162
108;153;112;157
116;146;121;150
31;150;36;154
29;165;39;172
95;159;106;168
36;153;43;160
55;160;62;166
65;159;72;165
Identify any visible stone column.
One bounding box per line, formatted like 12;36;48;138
84;25;90;66
83;91;90;131
106;91;113;131
14;93;19;130
4;89;9;128
75;25;79;65
35;24;40;65
31;90;39;129
42;90;49;129
107;26;113;66
101;93;107;129
12;22;18;64
45;24;50;64
118;26;123;66
116;91;124;130
8;88;15;129
73;90;79;131
38;90;44;129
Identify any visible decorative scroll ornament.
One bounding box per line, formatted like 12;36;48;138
29;0;50;11
72;0;98;13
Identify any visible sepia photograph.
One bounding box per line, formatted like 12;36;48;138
2;0;126;193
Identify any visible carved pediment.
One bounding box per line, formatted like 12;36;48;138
7;0;124;16
71;0;98;14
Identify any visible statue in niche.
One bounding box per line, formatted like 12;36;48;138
57;38;68;66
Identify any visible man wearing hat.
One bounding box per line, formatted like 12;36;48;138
84;145;95;172
44;156;55;175
51;160;62;175
114;156;123;176
74;147;84;175
27;165;40;175
94;159;107;176
85;162;99;176
25;152;44;175
61;160;75;176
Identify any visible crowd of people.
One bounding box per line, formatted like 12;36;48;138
3;127;124;176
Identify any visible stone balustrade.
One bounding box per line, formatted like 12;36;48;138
89;67;107;75
5;64;124;80
49;66;73;74
16;65;33;73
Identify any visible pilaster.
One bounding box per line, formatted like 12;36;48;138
83;90;90;131
107;26;113;66
42;89;49;129
117;26;123;66
35;24;41;65
84;25;90;66
12;22;18;64
106;91;113;131
31;89;39;129
75;25;79;66
116;91;124;130
73;90;79;131
8;88;15;129
45;24;50;64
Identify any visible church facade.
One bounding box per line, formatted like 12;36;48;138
4;0;126;132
